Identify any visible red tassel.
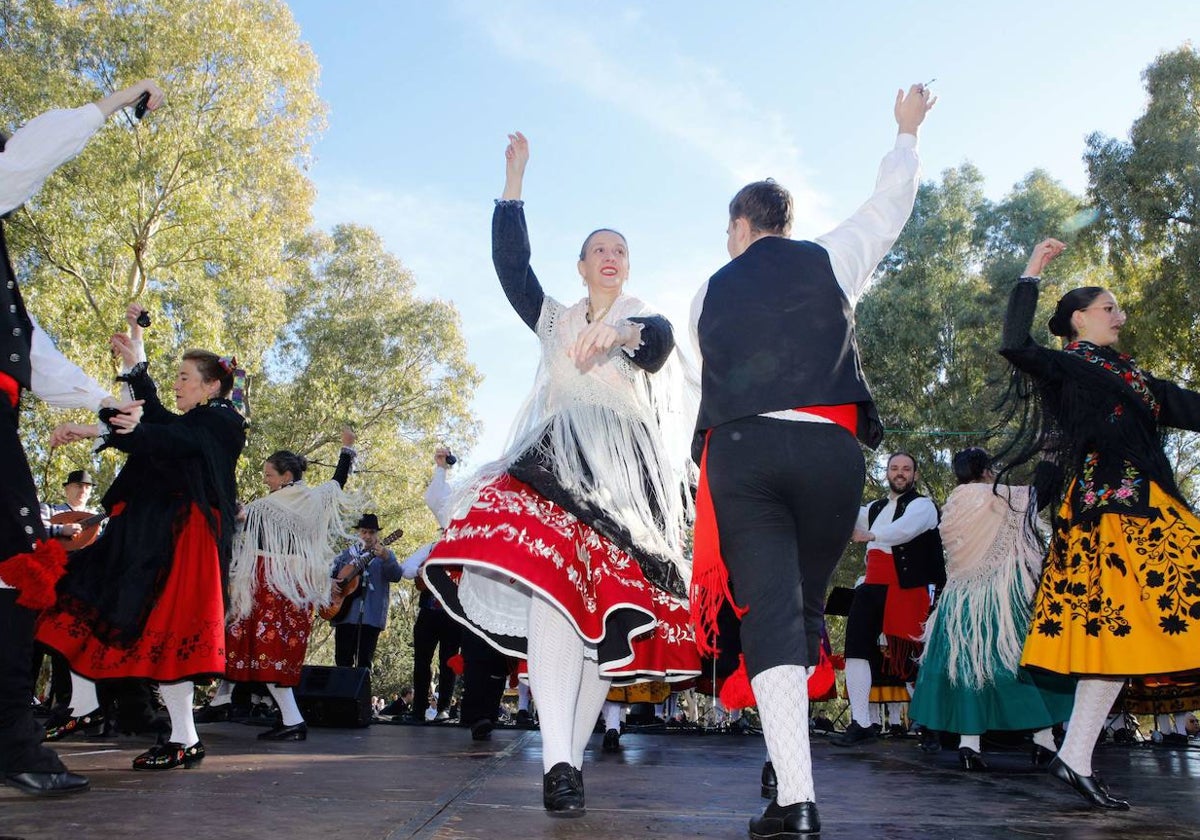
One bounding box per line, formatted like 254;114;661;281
690;433;746;658
719;656;757;710
0;539;68;610
807;649;837;701
446;653;464;676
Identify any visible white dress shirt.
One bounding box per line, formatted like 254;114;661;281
855;494;939;553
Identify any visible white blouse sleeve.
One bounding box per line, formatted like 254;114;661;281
0;105;106;215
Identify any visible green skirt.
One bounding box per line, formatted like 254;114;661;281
910;587;1075;734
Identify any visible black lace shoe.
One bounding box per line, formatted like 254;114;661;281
602;728;621;753
193;702;232;723
133;741;186;771
470;719;494;741
515;709;535;729
44;707;105;742
542;761;584;816
3;770;90;797
958;747;988;771
257;722;307;741
1031;744;1056;767
1047;756;1129;810
749;799;820;838
831;721;880;746
760;760;777;800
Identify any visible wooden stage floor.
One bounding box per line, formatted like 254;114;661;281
2;721;1198;839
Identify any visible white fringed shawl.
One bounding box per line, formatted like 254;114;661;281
451;292;699;589
227;479;359;621
924;482;1044;689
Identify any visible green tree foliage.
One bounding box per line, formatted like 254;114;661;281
1085;44;1200;377
0;0;324;489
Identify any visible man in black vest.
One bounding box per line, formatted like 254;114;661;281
690;85;934;839
834;452;941;747
0;78;162;797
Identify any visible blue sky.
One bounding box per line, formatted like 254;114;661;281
286;0;1197;464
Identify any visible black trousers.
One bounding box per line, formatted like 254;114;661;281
412;606;461;713
843;582;889;663
334;623;381;670
458;629;508;726
705;417;864;680
0;395;66;773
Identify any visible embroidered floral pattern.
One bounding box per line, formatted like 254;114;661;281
226;567;315;685
430;476;698;679
1064;340;1160;420
1028;484;1200;675
1077;452;1142;513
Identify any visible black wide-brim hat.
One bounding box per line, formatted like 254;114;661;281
355;512;381;531
64;470;95;487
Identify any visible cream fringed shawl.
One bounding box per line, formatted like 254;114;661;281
450;292;699;590
926;482;1044;689
227;479;359;622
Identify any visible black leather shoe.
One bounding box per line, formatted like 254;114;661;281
470;719;494;741
44;707;105;742
1032;744;1057;767
542;761;584;816
831;721;880;746
602;728;622;753
1047;756;1129;810
760;760;777;799
918;729;942;753
193;702;231;723
958;747;988;771
3;770;90;797
258;722;307;741
749;799;820;838
133;740;205;770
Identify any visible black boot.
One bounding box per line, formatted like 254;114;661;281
958;746;988;771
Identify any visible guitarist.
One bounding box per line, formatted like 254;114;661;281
34;470;101;715
40;470;101;544
330;513;402;670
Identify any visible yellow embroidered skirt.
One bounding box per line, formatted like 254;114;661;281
1022;480;1200;677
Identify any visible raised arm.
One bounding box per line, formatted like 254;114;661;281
332;426;357;488
493;132;546;331
1000;239;1065;355
814;84;935;305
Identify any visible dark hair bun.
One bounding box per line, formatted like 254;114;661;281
1047;312;1072;337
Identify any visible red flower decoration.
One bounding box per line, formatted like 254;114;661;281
0;539;68;609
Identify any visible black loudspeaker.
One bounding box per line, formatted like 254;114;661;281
295;665;372;728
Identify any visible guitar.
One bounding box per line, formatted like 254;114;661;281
319;526;404;622
50;510;108;552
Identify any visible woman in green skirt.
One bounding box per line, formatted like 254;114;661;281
909;447;1074;770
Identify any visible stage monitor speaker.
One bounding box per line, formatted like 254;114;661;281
295;665;372;728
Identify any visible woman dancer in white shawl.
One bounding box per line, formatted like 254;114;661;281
909;447;1074;769
222;427;358;741
423;132;699;816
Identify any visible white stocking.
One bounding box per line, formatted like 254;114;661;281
69;673;99;716
267;683;305;726
159;681;199;748
752;664;814;806
602;700;622;732
571;657;610;767
958;733;981;752
527;595;585;772
517;682;531;712
1033;726;1057;751
1157;713;1172;734
844;658;872;726
210;679;234;707
1057;678;1123;776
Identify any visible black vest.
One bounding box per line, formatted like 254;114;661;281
695;236;882;459
867;488;945;590
0;221;34;389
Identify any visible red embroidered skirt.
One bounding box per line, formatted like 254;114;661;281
424;474;699;683
225;565;314;687
37;504;226;683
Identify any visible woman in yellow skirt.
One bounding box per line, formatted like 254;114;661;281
998;238;1200;810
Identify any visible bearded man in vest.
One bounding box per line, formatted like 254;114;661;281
834;451;942;747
